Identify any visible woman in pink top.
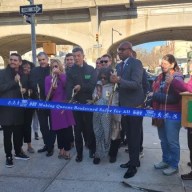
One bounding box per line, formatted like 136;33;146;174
167;63;192;180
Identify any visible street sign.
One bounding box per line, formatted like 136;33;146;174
20;4;43;15
93;44;102;48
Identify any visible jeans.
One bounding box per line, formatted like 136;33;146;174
157;119;181;169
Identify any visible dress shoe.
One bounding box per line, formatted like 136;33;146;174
93;158;100;164
75;155;83;162
181;171;192;180
120;161;140;168
124;166;137;179
109;156;116;163
38;146;47;153
46;150;54;157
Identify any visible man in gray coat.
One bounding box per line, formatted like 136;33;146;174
110;41;144;178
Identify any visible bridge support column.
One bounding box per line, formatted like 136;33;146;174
88;7;101;64
0;51;10;67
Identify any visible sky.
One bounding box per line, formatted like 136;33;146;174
134;41;166;52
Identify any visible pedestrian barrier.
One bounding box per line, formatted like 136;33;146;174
0;98;181;120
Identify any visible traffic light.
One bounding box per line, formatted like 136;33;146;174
96;34;99;42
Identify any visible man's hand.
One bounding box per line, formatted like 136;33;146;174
21;88;26;94
74;85;81;92
15;74;20;83
110;74;121;83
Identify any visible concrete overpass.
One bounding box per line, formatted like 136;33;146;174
0;0;192;64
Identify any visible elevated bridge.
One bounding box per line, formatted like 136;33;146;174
0;0;192;64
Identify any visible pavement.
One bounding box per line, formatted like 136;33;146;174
0;117;191;192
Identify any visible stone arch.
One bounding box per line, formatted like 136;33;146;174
108;26;192;55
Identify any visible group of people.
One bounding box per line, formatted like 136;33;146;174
0;40;192;180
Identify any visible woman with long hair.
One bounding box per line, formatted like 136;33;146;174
150;54;184;175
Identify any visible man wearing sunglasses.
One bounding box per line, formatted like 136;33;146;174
110;41;145;179
100;54;112;68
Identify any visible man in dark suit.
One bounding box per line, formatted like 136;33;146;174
30;52;56;157
110;41;144;178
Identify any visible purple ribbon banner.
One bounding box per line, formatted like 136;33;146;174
0;98;181;120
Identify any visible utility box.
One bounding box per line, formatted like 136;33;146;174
43;43;56;55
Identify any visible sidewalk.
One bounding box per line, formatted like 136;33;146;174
0;117;191;192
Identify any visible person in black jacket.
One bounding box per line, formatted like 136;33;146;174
29;52;56;157
0;53;30;168
67;47;97;162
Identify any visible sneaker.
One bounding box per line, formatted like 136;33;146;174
139;151;144;159
181;171;192;180
6;157;14;168
163;167;178;176
15;153;30;160
154;161;169;169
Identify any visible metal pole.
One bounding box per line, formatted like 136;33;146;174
29;0;37;65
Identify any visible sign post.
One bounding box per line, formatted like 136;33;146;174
20;1;43;65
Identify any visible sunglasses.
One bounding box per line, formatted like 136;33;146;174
117;48;131;52
100;60;109;64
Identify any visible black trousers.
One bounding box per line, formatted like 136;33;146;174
140;117;144;152
2;125;23;157
188;128;192;168
22;108;34;144
37;109;56;151
55;128;71;151
109;139;121;157
68;126;74;143
121;117;143;152
121;115;142;167
73;111;96;156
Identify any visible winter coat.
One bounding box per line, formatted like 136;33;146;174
45;73;75;130
0;66;28;126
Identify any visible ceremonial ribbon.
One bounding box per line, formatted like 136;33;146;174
0;98;181;120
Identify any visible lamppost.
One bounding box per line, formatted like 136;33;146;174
111;28;122;66
112;28;122;45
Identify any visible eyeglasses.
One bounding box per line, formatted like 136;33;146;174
100;60;109;64
117;48;132;52
53;65;58;68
